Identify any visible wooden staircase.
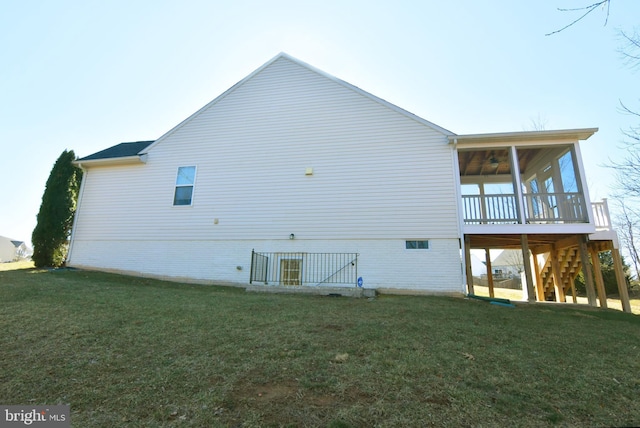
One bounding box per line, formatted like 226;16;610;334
538;247;581;301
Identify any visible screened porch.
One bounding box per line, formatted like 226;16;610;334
456;137;591;226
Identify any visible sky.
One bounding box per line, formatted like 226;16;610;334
1;0;639;246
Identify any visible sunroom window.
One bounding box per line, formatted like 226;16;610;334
173;166;196;206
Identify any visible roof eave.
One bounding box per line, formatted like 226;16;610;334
74;154;148;168
448;128;598;146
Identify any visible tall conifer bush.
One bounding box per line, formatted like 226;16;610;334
32;150;83;267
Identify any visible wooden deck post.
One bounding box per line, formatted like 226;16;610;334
589;247;608;309
578;235;597;307
485;248;494;298
532;253;544;302
612;248;632;313
520;235;536;302
569;280;578;304
550;247;566;303
464;235;474;295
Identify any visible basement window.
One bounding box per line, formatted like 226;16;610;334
173;166;196;206
405;240;429;250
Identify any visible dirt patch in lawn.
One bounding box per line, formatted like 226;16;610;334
227;378;356;425
235;380;299;402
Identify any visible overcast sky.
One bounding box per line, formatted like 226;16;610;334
1;0;639;245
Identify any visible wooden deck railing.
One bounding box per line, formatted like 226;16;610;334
462;194;519;224
523;192;587;223
462;192;595;225
591;199;612;230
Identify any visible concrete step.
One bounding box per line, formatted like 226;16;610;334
246;284;376;298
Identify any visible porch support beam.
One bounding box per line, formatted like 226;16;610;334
485;248;494;298
510;146;527;225
550;247;566;303
589;247;608;309
568;250;579;304
578;235;597;307
532;253;544;302
532;236;581;256
464;235;474;295
520;234;536;302
532;244;553;256
612;248;632;313
569;277;578;304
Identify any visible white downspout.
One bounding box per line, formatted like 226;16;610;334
451;138;467;293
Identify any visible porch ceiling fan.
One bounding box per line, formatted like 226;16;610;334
488;152;500;169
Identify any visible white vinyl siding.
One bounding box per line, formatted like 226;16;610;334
68;238;462;291
69;56;462;291
74;57;457;241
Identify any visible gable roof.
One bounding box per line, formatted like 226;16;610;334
492;250;524;267
0;236;20;247
75;141;154;168
78;141;154;161
141;52;454;154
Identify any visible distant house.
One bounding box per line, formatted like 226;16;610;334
67;53;631;311
490;250;524;280
469;254;488;277
0;236;29;262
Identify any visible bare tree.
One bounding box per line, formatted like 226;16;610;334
619;28;640;70
525;113;549;131
614;200;640;282
609;103;640;199
546;1;638;70
547;1;640;287
499;250;525;276
546;1;611;36
607;104;640;287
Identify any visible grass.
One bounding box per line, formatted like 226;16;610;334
0;260;34;271
474;285;640;314
1;267;639;427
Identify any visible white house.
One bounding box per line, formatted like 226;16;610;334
489;250;524;280
469;254;488;277
0;236;29;262
67;53;631;311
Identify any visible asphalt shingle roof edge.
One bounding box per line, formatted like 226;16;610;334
77;140;154;161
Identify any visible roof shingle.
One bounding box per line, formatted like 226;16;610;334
77;141;154;161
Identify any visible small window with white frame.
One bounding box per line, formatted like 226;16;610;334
405;240;429;250
173;166;196;206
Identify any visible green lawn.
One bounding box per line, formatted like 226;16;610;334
0;260;34;271
473;285;640;315
1;268;639;427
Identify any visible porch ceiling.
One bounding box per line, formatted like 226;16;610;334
457;148;541;176
466;233;580;251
